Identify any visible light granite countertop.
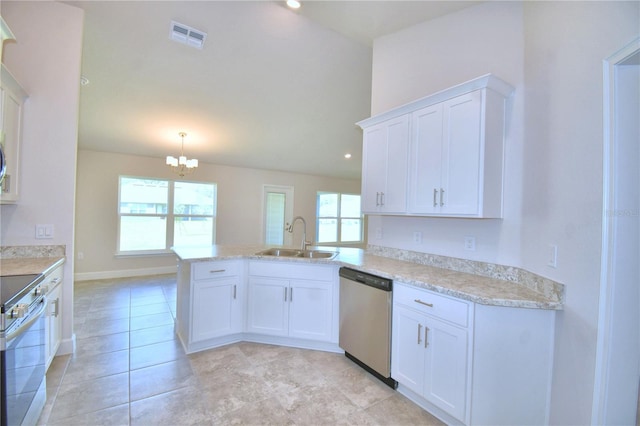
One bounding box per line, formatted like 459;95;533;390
172;245;563;310
0;256;66;277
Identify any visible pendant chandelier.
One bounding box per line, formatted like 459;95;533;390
166;132;198;177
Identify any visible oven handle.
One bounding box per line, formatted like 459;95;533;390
5;298;46;341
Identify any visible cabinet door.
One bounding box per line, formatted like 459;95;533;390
361;115;409;214
391;304;426;395
288;279;332;341
423;315;468;422
46;282;63;368
408;104;444;214
440;91;482;215
191;277;240;342
246;277;288;336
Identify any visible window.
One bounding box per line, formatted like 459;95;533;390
118;176;217;254
316;192;362;244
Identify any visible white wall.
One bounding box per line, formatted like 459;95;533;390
369;1;525;267
0;1;84;355
75;149;361;278
368;1;639;423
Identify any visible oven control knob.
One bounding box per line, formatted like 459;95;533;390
10;303;29;319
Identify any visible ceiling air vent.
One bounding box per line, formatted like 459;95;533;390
170;21;207;50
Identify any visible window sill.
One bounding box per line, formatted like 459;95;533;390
114;250;175;258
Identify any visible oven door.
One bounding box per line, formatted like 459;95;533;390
1;297;47;426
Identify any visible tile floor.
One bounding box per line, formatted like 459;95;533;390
38;274;444;425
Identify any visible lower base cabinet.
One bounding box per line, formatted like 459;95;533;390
246;261;336;343
392;282;555;425
176;259;339;354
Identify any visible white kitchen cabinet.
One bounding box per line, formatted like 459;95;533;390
358;74;513;218
176;259;243;353
246;261;336;343
44;264;64;370
360;115;409;214
0;65;28;204
392;284;470;423
392;282;556;425
408;89;507;217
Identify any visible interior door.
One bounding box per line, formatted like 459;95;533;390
263;185;294;246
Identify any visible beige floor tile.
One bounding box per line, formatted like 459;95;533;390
129;323;175;348
236;341;301;365
130;386;212;426
130;339;185;370
216;396;294;425
47;403;130;426
74;331;129;357
255;352;328;395
130;358;198;401
48;372;129;422
332;364;396;409
188;344;252;382
277;382;360;425
365;394;446;425
75;317;129;339
129;301;170;317
129;311;174;331
61;349;129;384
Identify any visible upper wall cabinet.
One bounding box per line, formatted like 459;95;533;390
0;65;28;204
360;114;409;214
357;74;514;218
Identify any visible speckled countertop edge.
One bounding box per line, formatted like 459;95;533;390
0;245;67;276
172;245;564;311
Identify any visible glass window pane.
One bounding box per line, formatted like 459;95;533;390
340;219;361;242
341;194;361;217
174;217;214;247
317;218;337;243
119;178;168;214
318;193;338;217
174;182;216;215
265;192;286;245
120;216;167;251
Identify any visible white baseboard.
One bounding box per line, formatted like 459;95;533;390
74;266;177;282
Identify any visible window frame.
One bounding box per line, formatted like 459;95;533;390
116;175;217;256
315;191;363;245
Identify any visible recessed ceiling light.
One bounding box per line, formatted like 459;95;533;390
286;0;301;9
344;153;352;159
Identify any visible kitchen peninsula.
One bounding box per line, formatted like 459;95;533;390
173;244;563;426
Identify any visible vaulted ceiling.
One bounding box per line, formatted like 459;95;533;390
66;1;479;179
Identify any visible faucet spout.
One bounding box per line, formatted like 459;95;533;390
287;216;310;251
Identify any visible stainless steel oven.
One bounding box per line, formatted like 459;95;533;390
1;274;47;426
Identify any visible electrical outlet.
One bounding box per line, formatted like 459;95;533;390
413;231;422;244
547;244;558;268
464;236;476;251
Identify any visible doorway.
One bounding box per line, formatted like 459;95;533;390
593;38;640;425
262;185;294;246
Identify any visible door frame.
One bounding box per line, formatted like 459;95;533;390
592;36;640;425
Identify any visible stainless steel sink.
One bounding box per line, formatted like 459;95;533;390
255;248;337;259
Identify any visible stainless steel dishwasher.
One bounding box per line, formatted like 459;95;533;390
339;267;397;388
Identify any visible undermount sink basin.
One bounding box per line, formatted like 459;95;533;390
256;248;337;259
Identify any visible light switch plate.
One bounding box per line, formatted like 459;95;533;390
35;224;54;239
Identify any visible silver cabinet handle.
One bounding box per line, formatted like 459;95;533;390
209;269;226;273
51;277;61;285
233;284;237;300
284;287;287;302
417;323;422;345
414;299;434;308
290;288;293;302
425;327;430;348
375;192;380;206
433;188;438;207
380;192;385;206
440;188;444;206
53;298;60;317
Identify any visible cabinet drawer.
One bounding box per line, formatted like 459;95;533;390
44;266;64;290
193;260;240;280
249;260;334;282
394;282;469;327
